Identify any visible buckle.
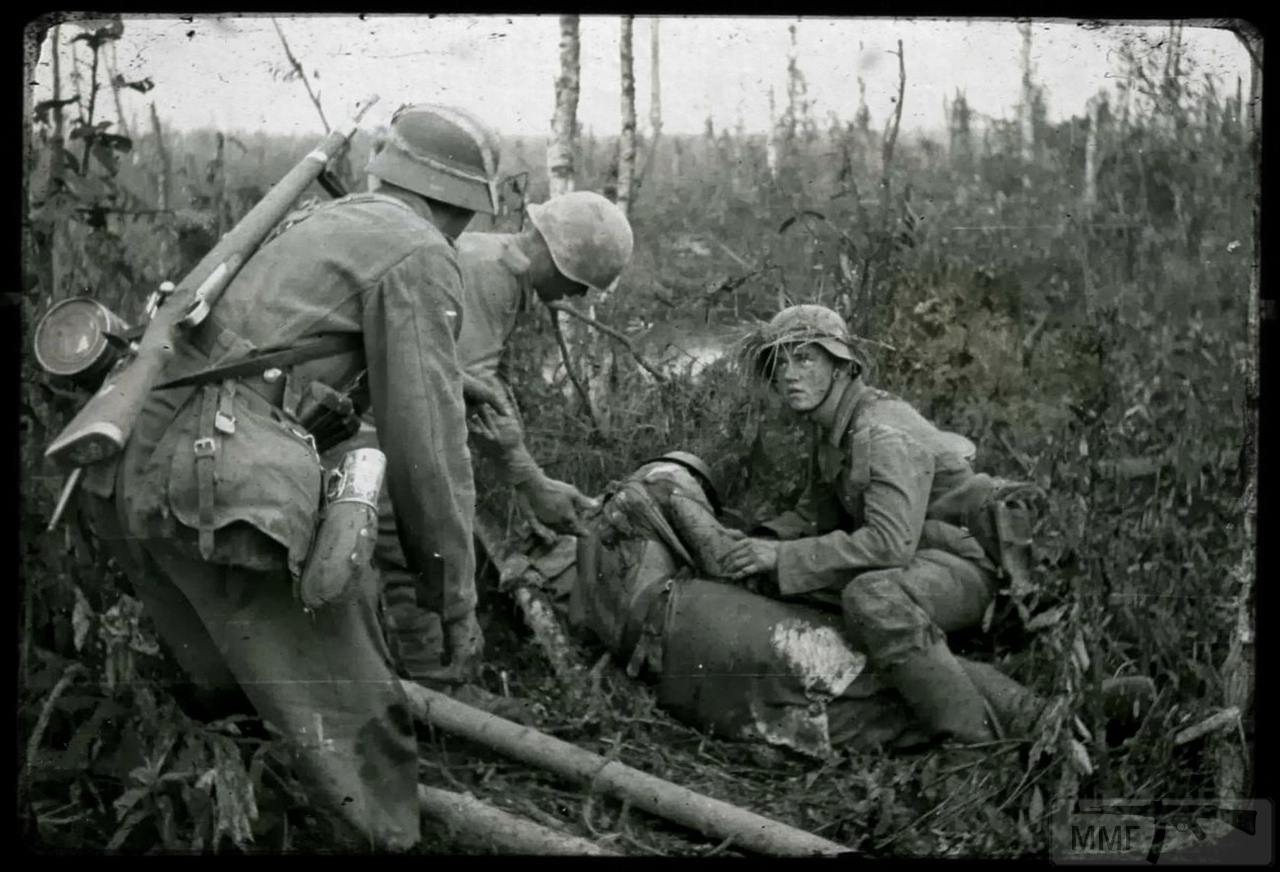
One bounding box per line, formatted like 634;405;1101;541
193;437;217;458
214;411;237;435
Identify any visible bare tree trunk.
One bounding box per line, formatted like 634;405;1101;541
634;17;663;197
1082;94;1101;211
1215;27;1260;804
105;40;130;141
1017;21;1035;163
42;24;65;300
548;15;580;198
149;102;170;211
616;15;637;215
212;132;228;238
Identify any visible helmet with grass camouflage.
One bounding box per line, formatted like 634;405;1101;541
366;103;501;214
744;304;864;381
528;191;634;293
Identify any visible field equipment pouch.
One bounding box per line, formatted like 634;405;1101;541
296;447;385;610
160;380;324;576
929;473;1044;591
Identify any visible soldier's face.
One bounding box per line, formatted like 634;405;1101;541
775;344;837;412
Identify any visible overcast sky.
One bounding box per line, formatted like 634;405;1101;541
30;15;1251;140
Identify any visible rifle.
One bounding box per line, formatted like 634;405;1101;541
44;95;380;469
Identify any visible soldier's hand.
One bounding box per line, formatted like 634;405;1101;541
468;403;525;455
441;611;484;682
462;373;513;417
722;537;780;580
516;474;600;537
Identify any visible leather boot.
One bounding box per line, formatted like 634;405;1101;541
886;641;997;744
963;661;1157;740
962;658;1047;738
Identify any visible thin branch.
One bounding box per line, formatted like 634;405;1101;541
550;309;605;437
271;18;329;132
546;300;669;383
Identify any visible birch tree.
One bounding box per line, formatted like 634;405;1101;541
1017;21;1035;162
548;15;580;198
616;15;637;214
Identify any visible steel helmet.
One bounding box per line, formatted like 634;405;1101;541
527;191;634;293
744;304;865;381
642;450;721;515
366;103;501;215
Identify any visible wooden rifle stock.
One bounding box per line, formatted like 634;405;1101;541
45;95;379;468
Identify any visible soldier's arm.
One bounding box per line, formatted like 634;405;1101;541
362;243;477;622
774;425;933;596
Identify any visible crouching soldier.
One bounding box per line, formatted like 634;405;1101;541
570;453;1154;758
78;102;499;850
719;303;1085;745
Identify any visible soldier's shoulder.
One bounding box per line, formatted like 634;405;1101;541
332;193;452;251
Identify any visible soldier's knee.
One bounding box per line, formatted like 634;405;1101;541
840;568;907;622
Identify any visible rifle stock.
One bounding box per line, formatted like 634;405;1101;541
45;96;379;468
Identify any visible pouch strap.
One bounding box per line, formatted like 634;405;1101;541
194;384;221;559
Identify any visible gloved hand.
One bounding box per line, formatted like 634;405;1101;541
515;473;600;537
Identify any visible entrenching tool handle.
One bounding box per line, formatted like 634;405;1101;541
45;94;380;469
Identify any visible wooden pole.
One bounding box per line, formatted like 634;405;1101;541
401;681;850;856
418;785;620;855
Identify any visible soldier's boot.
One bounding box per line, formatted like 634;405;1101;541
667;492;745;577
885;640;997;745
963;660;1156;740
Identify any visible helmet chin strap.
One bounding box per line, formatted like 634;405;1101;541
802;364;847;419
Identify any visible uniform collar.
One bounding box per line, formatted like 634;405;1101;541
826;376;870;447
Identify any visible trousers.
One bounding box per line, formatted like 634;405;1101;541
82;491;421;851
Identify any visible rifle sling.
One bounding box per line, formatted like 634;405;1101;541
155;334;363;391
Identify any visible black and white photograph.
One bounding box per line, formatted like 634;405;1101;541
19;14;1263;858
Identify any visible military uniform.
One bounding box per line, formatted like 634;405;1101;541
759;376;998;662
333;232;538;681
82;191;478;850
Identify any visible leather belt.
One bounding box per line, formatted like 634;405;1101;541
185;315;286;411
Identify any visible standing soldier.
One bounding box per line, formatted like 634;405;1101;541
80;103;502;850
723;304;1046;745
337;188;635;702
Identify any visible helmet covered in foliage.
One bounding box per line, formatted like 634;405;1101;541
641;450;721;515
741;304;867;381
528;191;634;293
366;103;501;215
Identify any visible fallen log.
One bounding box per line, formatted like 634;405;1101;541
402;681;850;857
418;784;620;855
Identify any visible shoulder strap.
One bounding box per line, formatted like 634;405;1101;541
154;334;363;391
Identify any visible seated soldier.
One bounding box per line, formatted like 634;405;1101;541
567;452;1154;759
717;304;1059;744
